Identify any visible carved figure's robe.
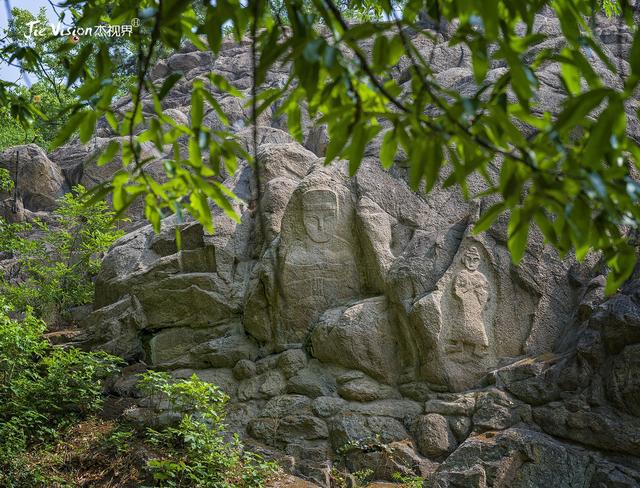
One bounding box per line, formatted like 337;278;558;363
451;269;489;347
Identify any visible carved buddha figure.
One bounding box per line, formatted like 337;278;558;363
303;189;338;243
278;186;360;346
448;246;490;357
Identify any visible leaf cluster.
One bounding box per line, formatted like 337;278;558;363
3;0;640;292
138;371;279;487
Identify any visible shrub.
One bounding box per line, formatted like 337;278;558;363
0;299;122;486
138;371;279;487
0;168;14;192
0;184;125;322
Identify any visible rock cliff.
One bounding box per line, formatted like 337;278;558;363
2;11;640;487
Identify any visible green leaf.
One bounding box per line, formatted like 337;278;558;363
51;111;87;149
76;78;102;100
408;139;427;190
471;41;488;83
605;247;636;295
583;98;624;167
533;209;557;244
67;44;94;86
79;111;97;144
208;73;241;97
380;130;397;169
202;91;229;126
473;202;506;234
97;141;120;167
159;73;183;100
554;88;611;134
560;50;581;95
424;141;443;192
388;35;404;66
324;126;348;164
191;83;204;129
105;111;119;131
287;103;302;142
507;207;529;264
373;35;388;68
348;125;368;176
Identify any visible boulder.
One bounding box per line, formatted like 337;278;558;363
328;414;411;450
310;297;401;384
413;413;458;458
337;377;399;402
287;361;336;398
0;144;65;211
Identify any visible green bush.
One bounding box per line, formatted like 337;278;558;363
0;184;124;322
139;371;279;487
0;299;122;486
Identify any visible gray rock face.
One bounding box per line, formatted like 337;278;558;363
413;413;458;458
21;14;635;487
0;144;66;216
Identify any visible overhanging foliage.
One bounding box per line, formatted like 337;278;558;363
1;0;640;293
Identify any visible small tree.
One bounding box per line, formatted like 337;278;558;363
0;185;124;323
139;371;279;487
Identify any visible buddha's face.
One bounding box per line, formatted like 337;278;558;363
303;190;337;243
463;248;481;271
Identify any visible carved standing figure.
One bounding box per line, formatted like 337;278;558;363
278;185;360;346
448;246;490;357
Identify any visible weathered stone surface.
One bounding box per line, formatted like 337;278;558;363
148;327;220;368
591;291;640;354
312;396;347;418
472;389;531;432
287;361;336;398
237;370;287;401
494;355;564;405
233;358;257;380
448;415;472;443
41;16;640;486
191;333;259;368
84;294;146;360
310;297;401;384
225;400;263;433
337;377;399;402
533;403;640;457
425;393;477;416
608;344;640;417
346;399;423;420
248;414;329;446
427;428;640;488
413;413;458;458
0;144;65;212
278;349;308;379
328;413;410;450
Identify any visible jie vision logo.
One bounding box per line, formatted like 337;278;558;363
25;18;139;40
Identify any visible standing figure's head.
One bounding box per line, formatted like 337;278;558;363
463;246;481;271
302;188;338;243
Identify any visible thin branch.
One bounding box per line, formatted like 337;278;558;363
322;0;544;170
128;1;162;196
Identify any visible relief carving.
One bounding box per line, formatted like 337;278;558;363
278;184;360;346
447;246;490;358
302;188;338;243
